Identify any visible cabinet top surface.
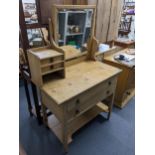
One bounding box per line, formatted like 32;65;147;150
115;39;135;45
104;49;135;68
42;61;121;105
31;49;63;60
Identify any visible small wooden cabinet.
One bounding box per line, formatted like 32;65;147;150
103;48;135;108
28;46;65;87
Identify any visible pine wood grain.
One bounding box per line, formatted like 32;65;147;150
42;61;121;104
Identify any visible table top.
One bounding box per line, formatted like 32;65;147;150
104;49;135;68
115;38;135;45
42;61;121;105
31;48;63;60
60;45;81;60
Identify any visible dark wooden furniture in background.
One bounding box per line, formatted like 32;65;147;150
19;50;42;124
19;0;42;124
118;16;132;36
19;48;33;117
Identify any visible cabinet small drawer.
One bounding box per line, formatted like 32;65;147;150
41;56;63;66
41;58;53;65
53;63;63;69
122;88;133;102
66;77;117;120
53;56;63;62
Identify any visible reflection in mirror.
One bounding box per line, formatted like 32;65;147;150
27;28;49;48
52;6;96;60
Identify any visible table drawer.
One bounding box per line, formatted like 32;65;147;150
66;77;117;120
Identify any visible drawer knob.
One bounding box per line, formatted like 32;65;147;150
106;90;110;94
75;109;80;114
126;91;131;95
108;81;112;85
76;99;80;104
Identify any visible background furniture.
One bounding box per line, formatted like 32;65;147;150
20;0;44;124
19;60;42;124
20;0;54;124
123;0;135;10
103;48;135;108
119;16;132;36
19;48;33;117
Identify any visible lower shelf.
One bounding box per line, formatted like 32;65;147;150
47;102;108;144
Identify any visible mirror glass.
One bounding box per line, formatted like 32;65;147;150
54;7;95;60
22;0;38;24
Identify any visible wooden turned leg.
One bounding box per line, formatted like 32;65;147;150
107;111;111;120
23;79;33;116
31;82;42;124
62;122;69;153
107;94;115;120
42;104;48;126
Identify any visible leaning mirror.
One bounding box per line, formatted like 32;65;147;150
51;5;96;60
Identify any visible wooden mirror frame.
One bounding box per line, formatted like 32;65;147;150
51;5;96;46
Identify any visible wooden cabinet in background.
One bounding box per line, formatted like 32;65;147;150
103;48;135;108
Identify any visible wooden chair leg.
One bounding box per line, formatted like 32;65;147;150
62;124;69;153
31;82;42;125
107;94;115;120
62;108;69;153
23;79;33;116
42;104;48;126
107;111;111;120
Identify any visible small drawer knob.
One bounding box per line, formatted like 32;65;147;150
107;90;110;94
75;109;80;114
76;99;80;104
126;91;131;95
108;81;112;85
